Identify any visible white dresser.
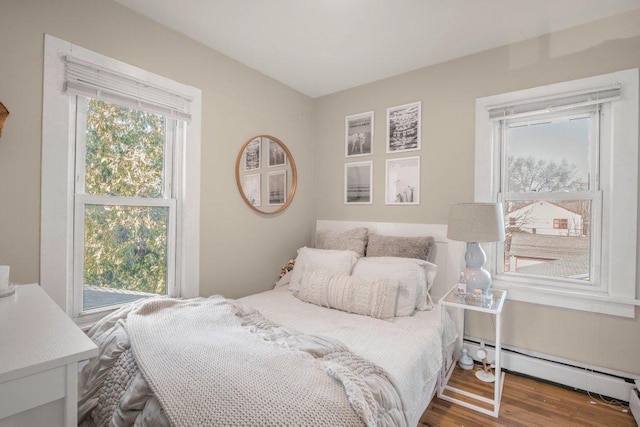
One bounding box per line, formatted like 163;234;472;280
0;284;98;427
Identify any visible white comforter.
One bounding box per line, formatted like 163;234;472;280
79;295;410;426
239;286;457;421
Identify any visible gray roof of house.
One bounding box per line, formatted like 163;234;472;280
509;232;589;260
516;253;590;279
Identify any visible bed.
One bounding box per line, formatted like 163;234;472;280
77;220;464;426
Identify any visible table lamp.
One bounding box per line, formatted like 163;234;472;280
447;203;505;295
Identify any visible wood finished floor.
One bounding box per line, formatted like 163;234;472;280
420;365;636;426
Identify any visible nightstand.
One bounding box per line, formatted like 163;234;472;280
438;286;507;418
0;284;98;426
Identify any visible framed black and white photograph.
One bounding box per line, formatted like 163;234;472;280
244;137;261;171
243;173;261;207
268;137;287;167
344;161;373;204
386;101;421;153
267;170;287;205
385;157;420;205
345;111;374;157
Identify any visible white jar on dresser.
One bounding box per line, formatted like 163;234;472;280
0;284;98;427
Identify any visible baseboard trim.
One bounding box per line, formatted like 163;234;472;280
463;338;636;402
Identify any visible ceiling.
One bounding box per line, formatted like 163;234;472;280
113;0;640;98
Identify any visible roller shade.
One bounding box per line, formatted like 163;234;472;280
488;86;621;121
64;55;192;122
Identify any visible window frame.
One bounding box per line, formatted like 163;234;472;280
72;97;179;316
42;35;201;322
496;107;602;291
475;69;640;318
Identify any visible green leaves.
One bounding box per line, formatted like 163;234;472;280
84;205;168;294
83;100;169;295
85;99;165;198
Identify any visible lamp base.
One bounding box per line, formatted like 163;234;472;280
464;267;492;295
464;242;492;295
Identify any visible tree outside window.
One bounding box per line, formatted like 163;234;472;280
79;99;174;310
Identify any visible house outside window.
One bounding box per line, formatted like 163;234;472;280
475;69;639;317
42;35;201;321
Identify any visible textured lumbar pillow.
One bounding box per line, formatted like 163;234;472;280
295;265;399;320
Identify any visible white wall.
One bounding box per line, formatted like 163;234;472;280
0;0;315;300
313;10;640;375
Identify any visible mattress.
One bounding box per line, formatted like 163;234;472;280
239;285;457;424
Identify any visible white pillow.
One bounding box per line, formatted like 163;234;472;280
296;266;399;320
274;270;292;288
352;257;438;313
288;247;359;292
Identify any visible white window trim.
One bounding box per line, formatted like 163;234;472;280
41;34;201;318
475;69;639;318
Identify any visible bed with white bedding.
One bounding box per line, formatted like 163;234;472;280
240;285;458;425
77;221;464;426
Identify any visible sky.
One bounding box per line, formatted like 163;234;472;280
507;116;591;185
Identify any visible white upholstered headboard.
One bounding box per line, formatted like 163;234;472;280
315;219;465;302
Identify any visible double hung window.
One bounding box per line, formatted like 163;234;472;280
475;70;639;317
73;97;180;314
497;107;599;285
42;35;201;320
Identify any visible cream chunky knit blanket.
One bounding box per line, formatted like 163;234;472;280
123;296;407;427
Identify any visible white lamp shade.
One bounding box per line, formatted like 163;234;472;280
447;203;506;242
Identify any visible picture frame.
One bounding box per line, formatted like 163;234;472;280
386;101;421;153
344;161;373;204
243;173;261;207
385;156;420;205
345;111;374;157
267;170;287;205
268;137;287;167
244;137;261;171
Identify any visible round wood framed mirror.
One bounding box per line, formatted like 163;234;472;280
235;135;297;215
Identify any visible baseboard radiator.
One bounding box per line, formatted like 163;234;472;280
463;338;639;403
630;387;640;423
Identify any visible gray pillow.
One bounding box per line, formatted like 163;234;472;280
366;233;435;261
315;227;368;257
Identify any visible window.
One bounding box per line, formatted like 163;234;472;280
42;35;201;321
476;69;639;317
499;110;597;284
553;219;569;230
74;98;178;313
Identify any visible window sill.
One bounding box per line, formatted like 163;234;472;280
492;279;640;318
74;306;121;331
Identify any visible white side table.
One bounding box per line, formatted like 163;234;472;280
0;284;98;426
438;286;507;418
